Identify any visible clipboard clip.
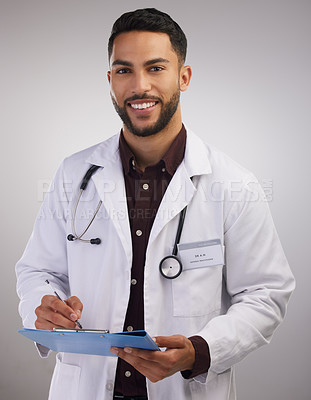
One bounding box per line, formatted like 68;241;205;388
53;328;110;333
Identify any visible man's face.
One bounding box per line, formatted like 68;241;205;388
108;31;185;137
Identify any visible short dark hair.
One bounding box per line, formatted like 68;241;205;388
108;8;187;65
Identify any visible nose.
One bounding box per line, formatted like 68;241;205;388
131;71;151;94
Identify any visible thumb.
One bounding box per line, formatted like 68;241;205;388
66;296;83;318
153;335;186;349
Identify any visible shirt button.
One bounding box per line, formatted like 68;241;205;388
162;167;166;172
131;278;137;286
127;326;134;331
136;229;142;237
106;382;114;391
125;370;132;378
142;183;149;190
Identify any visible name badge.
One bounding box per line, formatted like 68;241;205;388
177;239;224;270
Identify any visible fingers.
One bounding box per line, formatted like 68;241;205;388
113;346;163;363
111;347;170;383
35;295;83;330
110;335;195;383
35;318;68;331
65;296;83;319
35;306;77;330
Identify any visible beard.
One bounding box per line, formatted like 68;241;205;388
111;90;180;137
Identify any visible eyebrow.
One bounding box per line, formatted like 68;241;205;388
111;58;170;67
144;58;170;66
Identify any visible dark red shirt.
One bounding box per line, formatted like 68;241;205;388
114;125;210;396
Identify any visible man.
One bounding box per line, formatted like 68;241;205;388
16;8;295;400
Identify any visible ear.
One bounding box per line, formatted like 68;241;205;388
107;70;111;84
179;65;192;92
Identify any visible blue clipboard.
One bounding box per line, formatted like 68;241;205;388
18;329;160;356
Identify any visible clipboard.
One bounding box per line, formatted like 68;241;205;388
18;328;160;356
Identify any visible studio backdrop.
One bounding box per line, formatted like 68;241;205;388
1;1;310;399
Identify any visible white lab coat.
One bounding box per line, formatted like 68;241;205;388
16;128;295;400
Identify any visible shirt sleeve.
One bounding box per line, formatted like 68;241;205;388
181;335;211;379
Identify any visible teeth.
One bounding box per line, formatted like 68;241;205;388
130;102;156;110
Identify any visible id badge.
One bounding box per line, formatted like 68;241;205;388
177;239;224;271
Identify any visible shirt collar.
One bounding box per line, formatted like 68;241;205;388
119;124;187;177
119;130;135;175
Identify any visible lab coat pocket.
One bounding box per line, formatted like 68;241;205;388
48;353;81;400
189;368;235;400
172;264;223;317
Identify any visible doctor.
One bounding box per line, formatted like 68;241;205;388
16;8;295;400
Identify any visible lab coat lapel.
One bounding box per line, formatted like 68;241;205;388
148;128;212;246
86;135;132;265
148;162;196;245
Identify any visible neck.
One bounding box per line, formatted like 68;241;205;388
122;110;182;171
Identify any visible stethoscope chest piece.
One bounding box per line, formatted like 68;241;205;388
159;203;190;279
159;256;183;279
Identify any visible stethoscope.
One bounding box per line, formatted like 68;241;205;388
159;206;188;279
67;164;189;279
67;165;102;245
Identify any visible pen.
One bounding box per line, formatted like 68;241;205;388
45;279;83;329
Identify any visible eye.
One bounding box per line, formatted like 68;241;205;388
116;68;130;74
150;66;163;72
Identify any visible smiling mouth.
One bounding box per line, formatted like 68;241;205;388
128;101;158;110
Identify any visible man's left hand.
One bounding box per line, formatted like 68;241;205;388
110;335;195;383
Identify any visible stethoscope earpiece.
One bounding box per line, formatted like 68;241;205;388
67;234;101;245
90;238;101;245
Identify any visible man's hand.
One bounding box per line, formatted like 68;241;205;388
110;335;195;383
35;295;83;330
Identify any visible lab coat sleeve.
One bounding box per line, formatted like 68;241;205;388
197;177;295;377
16;161;70;356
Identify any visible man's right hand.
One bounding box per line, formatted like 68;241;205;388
35;295;83;330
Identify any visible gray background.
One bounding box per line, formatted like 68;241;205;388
1;0;310;399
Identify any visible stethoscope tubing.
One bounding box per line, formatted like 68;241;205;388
67;165;102;244
172;206;187;256
71;189;102;242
